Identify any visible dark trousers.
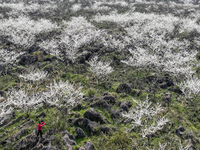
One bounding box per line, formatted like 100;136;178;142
37;130;42;138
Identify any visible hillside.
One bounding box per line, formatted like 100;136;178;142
0;0;200;149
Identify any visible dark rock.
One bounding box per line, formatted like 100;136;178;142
186;131;193;139
160;82;168;89
102;91;108;96
71;102;83;111
62;134;76;149
110;109;120;120
15;133;38;150
116;83;132;93
101;95;115;105
11;127;28;142
28;44;41;53
72;118;98;135
44;57;52;62
120;102;129;113
78;52;92;63
137;90;142;97
31;143;57;150
100;126;111;134
0;91;5;97
62;130;76;141
166;80;174;86
90;99;112;112
19;54;38;65
84;108;106;124
126;101;133;108
168;86;182;94
84;141;95;150
1;115;25;129
36;112;46;118
75;127;86;139
176;125;185;136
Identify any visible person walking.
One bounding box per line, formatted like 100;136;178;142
37;121;46;138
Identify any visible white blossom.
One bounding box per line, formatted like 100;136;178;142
87;56;114;80
42;80;84;109
19;69;49;82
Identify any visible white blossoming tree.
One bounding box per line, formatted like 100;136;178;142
19;69;49;84
6;84;43;117
122;96;169;141
41;80;84;113
87;56;114;84
0;100;14;125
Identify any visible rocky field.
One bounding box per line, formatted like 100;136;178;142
0;0;200;149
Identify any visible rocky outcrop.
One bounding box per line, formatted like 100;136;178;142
72;118;98;135
100;126;111;134
36;112;46;118
176;125;185;137
1;115;25;129
110;109;120;120
75;127;87;139
119;101;129;113
116;83;132;93
84;141;95;150
101;95;116;105
90;99;112;112
62;130;76;141
84;108;106;124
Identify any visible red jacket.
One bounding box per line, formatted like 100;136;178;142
38;122;45;130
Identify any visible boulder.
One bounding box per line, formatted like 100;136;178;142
120;102;129;113
19;54;38;65
71;102;83;111
72;118;98;135
186;131;193;139
11;127;28;142
116;83;132;93
62;130;76;141
31;143;57;150
136;90;142;97
160;82;168;89
84;108;106;124
1;115;25;129
102;91;108;96
100;126;111;134
101;95;116;105
36;112;46;118
62;134;76;148
90;99;112;112
110;109;120;120
15;133;38;150
84;141;95;150
176;125;185;136
75;127;87;139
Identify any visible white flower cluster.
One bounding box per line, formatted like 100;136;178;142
0;48;25;64
122;97;169;137
177;75;200;99
5;84;42;117
0;98;14;125
40;16;101;62
42;80;84;108
87;56;114;79
0;15;58;48
71;4;82;12
19;69;49;82
0;80;84;118
0;1;57;16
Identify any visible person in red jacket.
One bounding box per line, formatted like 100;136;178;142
37;121;46;138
